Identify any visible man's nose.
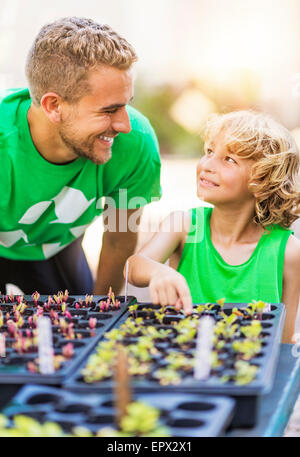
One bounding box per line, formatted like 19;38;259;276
112;107;131;134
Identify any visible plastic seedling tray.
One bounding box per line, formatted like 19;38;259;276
65;302;286;428
0;294;135;384
2;384;235;437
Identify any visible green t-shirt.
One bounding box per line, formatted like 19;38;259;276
177;206;293;303
0;88;162;260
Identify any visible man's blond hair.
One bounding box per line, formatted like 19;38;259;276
25;17;138;105
204;110;300;228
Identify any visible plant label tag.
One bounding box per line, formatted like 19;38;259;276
0;334;5;357
263;303;271;313
124;260;129;304
194;316;215;380
37;317;54;374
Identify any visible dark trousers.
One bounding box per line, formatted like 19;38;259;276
0;236;94;295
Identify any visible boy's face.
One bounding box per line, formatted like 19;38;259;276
57;65;134;165
196;132;255;207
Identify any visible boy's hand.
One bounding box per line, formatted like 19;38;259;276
149;268;193;315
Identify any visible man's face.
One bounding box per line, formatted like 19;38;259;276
58;65;134;165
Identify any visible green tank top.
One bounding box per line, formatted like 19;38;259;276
177;206;293;304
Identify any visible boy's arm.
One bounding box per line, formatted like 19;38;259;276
282;235;300;343
125;211;193;313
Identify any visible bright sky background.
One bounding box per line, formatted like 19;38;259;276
1;0;300;128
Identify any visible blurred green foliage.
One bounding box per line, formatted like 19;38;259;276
132;81;204;157
132;70;260;158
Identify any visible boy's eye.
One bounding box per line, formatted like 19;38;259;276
206;148;214;155
225;156;236;164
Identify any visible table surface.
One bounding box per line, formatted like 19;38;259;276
226;344;300;437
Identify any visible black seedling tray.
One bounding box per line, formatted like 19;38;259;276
2;384;235;437
0;294;135;384
65;302;286;428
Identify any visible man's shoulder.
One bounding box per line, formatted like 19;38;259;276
111;105;160;163
127;105;153;131
0;88;30;106
0;88;30;134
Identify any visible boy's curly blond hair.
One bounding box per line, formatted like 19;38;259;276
25;17;138;105
204;110;300;228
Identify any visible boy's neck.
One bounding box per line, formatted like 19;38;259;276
210;203;263;247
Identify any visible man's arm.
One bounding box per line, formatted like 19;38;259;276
93;205;143;295
282;235;300;343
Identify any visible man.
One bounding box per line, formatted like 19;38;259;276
0;17;161;295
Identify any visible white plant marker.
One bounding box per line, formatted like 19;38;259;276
0;334;5;358
263;302;271;313
37;317;54;374
124;260;129;304
194;316;215;380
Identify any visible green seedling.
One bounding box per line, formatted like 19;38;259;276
153;368;182;386
97;401;169;437
232;339;262;360
165;352;193;371
240;320;262;339
234;360;258;385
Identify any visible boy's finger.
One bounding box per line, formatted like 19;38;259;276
176;282;193;314
175;298;183;312
150;286;159;305
166;285;178;306
158;288;168;306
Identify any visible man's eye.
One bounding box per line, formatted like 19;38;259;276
105;109;118;114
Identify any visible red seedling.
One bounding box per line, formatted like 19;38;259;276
7;320;17;338
89;317;97;329
36;306;44;317
64;310;72;320
62;343;74;358
85;294;93;306
62;290;69;302
27;361;38;373
32;291;40;306
16;295;24;305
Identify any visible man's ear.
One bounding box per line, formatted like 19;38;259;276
40;92;63;123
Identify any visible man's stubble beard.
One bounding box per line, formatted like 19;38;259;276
58;125;111;165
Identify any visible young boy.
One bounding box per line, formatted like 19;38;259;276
125;111;300;343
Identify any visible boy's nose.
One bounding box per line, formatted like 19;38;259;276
198;156;217;174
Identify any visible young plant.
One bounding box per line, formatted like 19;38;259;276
232;339;262;360
31;291;40;306
62;343;75;359
153;368;182;386
240;320;262;339
234;360;258;385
